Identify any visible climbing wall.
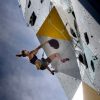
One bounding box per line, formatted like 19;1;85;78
24;0;51;33
36;6;81;100
71;0;100;93
18;0;82;99
18;0;100;99
50;0;100;97
36;6;81;80
56;73;80;100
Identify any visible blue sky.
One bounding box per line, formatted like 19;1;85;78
0;0;68;100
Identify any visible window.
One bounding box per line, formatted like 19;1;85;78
29;11;37;26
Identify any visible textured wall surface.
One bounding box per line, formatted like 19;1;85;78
71;0;100;92
0;0;68;100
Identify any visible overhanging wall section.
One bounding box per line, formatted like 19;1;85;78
37;7;81;80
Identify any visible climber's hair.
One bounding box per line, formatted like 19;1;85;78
16;50;27;57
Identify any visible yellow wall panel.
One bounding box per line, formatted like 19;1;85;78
37;7;72;41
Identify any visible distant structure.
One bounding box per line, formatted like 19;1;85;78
18;0;100;100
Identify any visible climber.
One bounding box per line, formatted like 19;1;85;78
16;40;69;75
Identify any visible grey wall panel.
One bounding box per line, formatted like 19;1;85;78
56;73;81;100
37;36;81;80
71;0;100;92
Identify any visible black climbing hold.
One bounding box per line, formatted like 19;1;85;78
40;0;44;3
50;1;53;6
84;32;89;45
29;11;37;26
91;35;93;38
28;0;31;8
74;20;78;31
66;22;68;26
79;54;84;63
93;56;98;60
78;53;88;69
27;23;29;27
70;28;77;38
91;60;95;72
72;11;76;19
48;39;59;49
84;54;88;69
19;5;21;8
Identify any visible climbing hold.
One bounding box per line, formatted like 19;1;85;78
28;0;31;8
78;53;88;69
79;54;84;63
70;28;77;38
84;54;88;69
91;60;95;72
48;39;59;49
72;11;76;19
40;0;44;4
29;11;37;26
84;32;89;45
66;22;68;26
74;20;78;31
91;35;93;38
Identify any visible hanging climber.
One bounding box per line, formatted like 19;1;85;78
16;39;69;75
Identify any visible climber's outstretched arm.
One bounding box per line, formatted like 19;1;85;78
30;40;49;55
